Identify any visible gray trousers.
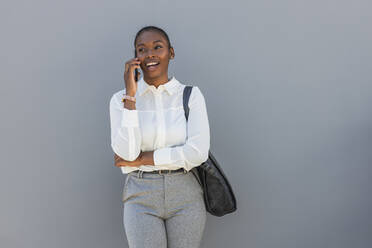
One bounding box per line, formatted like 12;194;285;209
122;169;206;248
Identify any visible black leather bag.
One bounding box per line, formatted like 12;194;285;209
183;86;237;217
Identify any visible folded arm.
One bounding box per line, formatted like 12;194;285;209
109;91;142;161
153;86;210;171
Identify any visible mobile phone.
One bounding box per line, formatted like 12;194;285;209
134;68;139;82
134;50;139;82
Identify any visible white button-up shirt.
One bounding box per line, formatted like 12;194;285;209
109;76;210;174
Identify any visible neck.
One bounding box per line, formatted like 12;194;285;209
144;73;170;88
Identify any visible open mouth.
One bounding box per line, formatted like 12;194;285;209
146;61;160;71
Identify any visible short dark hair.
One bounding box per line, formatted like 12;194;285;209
134;26;172;51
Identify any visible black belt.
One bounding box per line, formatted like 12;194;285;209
140;168;187;175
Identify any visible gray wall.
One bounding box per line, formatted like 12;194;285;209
1;0;371;247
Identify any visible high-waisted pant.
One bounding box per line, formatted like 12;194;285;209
122;169;206;248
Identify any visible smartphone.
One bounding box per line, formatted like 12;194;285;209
134;50;139;82
134;68;139;82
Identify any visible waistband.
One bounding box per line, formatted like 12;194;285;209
129;168;188;178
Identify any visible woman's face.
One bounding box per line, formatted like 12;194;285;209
135;30;174;81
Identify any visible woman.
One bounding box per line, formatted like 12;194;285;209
109;25;210;248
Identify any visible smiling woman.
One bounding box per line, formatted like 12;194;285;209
134;28;175;86
109;26;210;248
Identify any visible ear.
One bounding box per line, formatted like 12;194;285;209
169;47;175;60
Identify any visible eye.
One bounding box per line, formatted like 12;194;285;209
138;48;144;53
155;45;162;49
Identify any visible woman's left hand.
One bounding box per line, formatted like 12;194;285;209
114;151;154;167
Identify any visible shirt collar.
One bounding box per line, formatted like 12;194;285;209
137;76;179;96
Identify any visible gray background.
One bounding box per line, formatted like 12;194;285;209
1;0;371;247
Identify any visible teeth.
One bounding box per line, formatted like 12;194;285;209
147;62;159;66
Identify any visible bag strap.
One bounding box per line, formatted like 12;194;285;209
183;86;193;121
182;86;203;186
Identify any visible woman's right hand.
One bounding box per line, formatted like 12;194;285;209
124;57;141;96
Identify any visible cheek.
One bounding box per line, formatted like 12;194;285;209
160;60;169;70
157;49;169;58
159;55;170;65
139;59;146;69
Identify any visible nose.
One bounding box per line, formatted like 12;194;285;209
144;48;156;58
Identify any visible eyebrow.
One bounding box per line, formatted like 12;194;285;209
136;40;164;47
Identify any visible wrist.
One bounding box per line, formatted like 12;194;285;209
125;90;136;97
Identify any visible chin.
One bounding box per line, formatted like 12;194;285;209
146;71;163;79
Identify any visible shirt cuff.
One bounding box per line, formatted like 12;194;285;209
121;108;139;127
153;147;172;166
